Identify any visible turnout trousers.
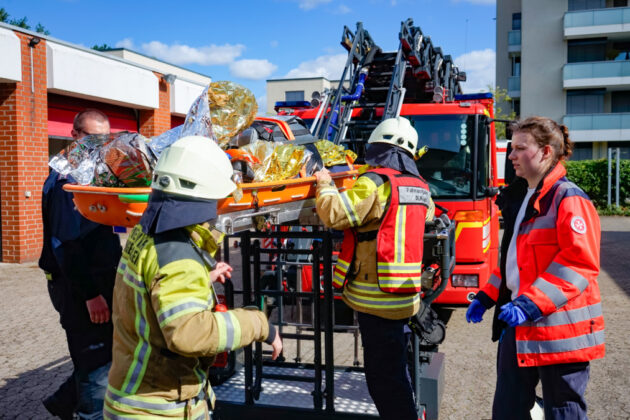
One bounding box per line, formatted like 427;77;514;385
357;312;417;420
493;327;590;420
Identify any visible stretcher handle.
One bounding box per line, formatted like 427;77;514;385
118;193;150;203
345;153;355;171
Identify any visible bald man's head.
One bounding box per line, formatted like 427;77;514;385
71;109;110;140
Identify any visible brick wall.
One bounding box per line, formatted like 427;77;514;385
0;33;48;263
139;74;171;137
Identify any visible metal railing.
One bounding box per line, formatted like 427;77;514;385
508;76;521;96
508;30;521;46
563;112;630;130
563;60;630;80
565;7;630;28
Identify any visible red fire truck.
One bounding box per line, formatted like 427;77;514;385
277;19;501;304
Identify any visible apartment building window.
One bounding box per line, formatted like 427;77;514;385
567;89;605;114
614;0;628;7
570;143;593;161
568;0;605;11
285;91;305;101
512;13;521;30
511;99;521;116
568;39;607;63
511;56;521;77
613;141;630;159
612;91;630;112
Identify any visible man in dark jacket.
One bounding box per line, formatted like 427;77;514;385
39;109;122;419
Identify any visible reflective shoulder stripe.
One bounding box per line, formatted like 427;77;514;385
516;329;605;355
156;298;209;327
522;302;602;328
532;276;568;309
546;261;589;292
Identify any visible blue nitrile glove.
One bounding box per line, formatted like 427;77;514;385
498;302;528;327
466;300;486;323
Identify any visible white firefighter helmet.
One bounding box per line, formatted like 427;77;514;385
367;117;418;156
151;136;236;200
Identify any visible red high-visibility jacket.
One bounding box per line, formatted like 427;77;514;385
478;163;605;367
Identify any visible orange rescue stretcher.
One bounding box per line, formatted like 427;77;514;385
63;169;358;232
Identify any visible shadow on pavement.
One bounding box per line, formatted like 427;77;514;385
0;356;73;419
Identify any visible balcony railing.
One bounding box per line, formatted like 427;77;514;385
565;7;630;28
508;30;521;46
508;76;521;96
564;113;630;131
564;60;630;80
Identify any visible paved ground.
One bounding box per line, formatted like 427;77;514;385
1;216;629;419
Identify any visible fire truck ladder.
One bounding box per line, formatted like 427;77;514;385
311;22;380;144
313;18;467;150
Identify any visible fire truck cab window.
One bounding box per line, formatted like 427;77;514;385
410;114;475;198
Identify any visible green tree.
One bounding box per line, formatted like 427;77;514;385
0;8;10;22
488;85;517;140
0;7;50;35
92;44;114;51
35;23;50;36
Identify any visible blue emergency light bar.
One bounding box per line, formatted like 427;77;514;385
274;100;312;109
454;92;493;101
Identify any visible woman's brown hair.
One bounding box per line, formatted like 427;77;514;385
509;116;574;164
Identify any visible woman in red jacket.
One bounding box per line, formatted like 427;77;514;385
466;116;604;420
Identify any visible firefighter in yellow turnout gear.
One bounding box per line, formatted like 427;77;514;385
315;117;434;420
105;136;282;419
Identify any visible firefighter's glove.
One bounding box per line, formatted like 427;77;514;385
465;299;486;323
498;302;528;327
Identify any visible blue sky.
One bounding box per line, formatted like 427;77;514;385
3;0;496;108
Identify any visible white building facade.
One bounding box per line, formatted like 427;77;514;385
497;0;630;159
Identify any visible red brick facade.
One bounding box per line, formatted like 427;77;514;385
0;33;48;263
0;31;174;263
139;74;172;137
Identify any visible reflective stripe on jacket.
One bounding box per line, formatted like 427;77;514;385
316;165;434;320
479;163;605;367
106;224;270;418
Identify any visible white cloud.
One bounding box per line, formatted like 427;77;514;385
115;38;135;49
297;0;332;10
284;53;347;79
454;48;495;93
270;40;279;48
334;4;351;14
256;95;268;115
229;59;278;80
140;41;245;66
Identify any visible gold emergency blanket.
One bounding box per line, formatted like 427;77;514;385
208;81;257;146
314;139;357;167
240;140;310;182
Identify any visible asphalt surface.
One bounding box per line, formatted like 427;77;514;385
1;216;629;419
